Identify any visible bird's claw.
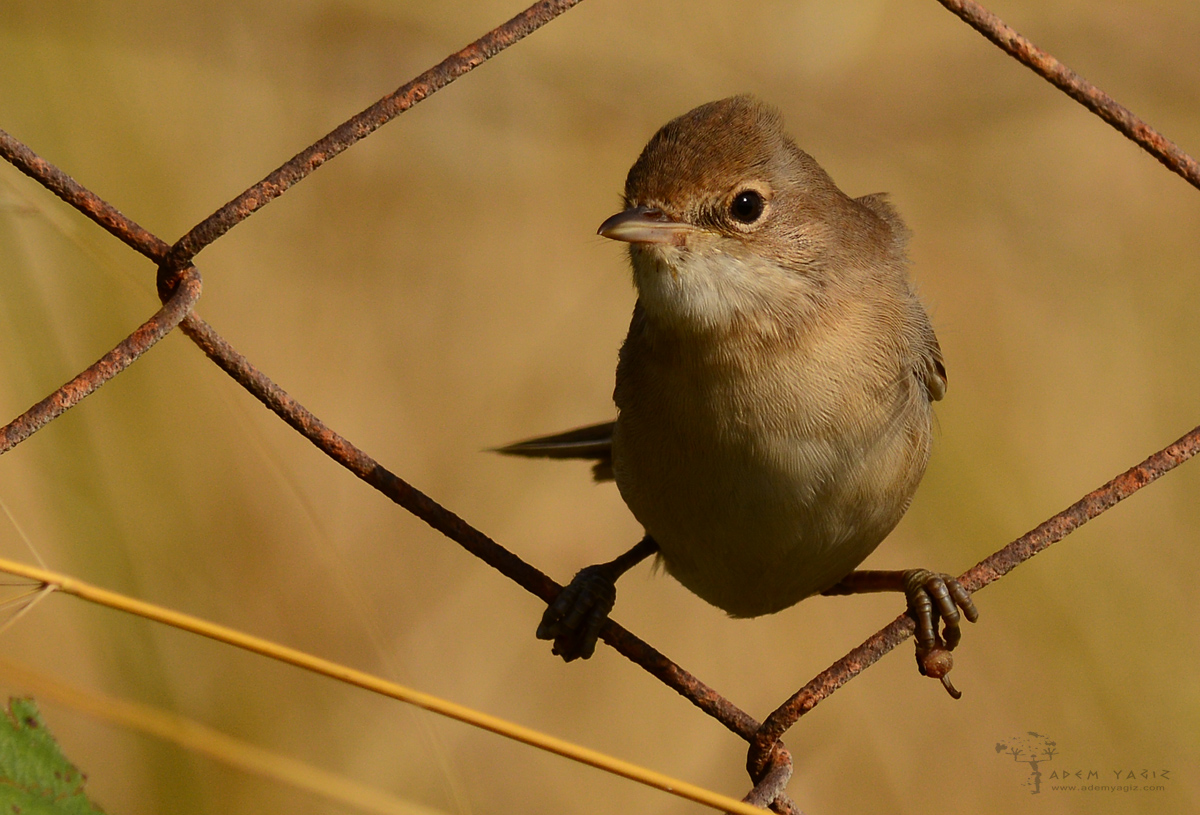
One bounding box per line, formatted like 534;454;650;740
536;565;618;661
902;569;978;698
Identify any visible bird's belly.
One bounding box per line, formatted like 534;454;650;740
612;408;926;617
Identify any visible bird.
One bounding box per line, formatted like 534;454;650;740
498;95;976;694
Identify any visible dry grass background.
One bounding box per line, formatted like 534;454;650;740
1;1;1198;813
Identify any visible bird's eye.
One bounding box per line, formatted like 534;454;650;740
729;189;765;224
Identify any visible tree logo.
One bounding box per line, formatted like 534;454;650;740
995;731;1058;794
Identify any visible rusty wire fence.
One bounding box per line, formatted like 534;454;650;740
2;1;1199;812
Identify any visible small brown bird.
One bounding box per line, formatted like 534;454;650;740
500;96;976;693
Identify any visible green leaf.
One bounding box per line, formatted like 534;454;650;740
0;697;105;814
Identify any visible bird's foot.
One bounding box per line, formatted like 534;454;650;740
902;569;979;698
536;536;657;662
536;564;618;661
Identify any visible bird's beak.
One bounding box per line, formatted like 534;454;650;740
597;206;691;245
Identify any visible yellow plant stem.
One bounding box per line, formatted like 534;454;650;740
0;556;765;815
0;658;447;815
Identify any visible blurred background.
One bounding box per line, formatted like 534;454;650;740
1;1;1198;812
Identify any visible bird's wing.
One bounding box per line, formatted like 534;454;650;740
923;333;948;403
493;420;616;482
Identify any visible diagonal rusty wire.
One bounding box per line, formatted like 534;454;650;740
747;422;1200;775
166;0;585;268
0;129;169;259
0;128;194;451
935;0;1200;190
2;0;1199;811
0;259;199;454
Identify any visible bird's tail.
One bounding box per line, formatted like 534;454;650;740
493;420;616;482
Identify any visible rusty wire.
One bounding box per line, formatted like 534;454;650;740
0;263;200;454
166;0;585;268
2;0;1198;811
746;422;1200;775
935;0;1200;192
0;129;169;259
741;745;797;813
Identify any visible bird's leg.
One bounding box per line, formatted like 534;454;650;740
824;569;978;698
537;536;659;662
